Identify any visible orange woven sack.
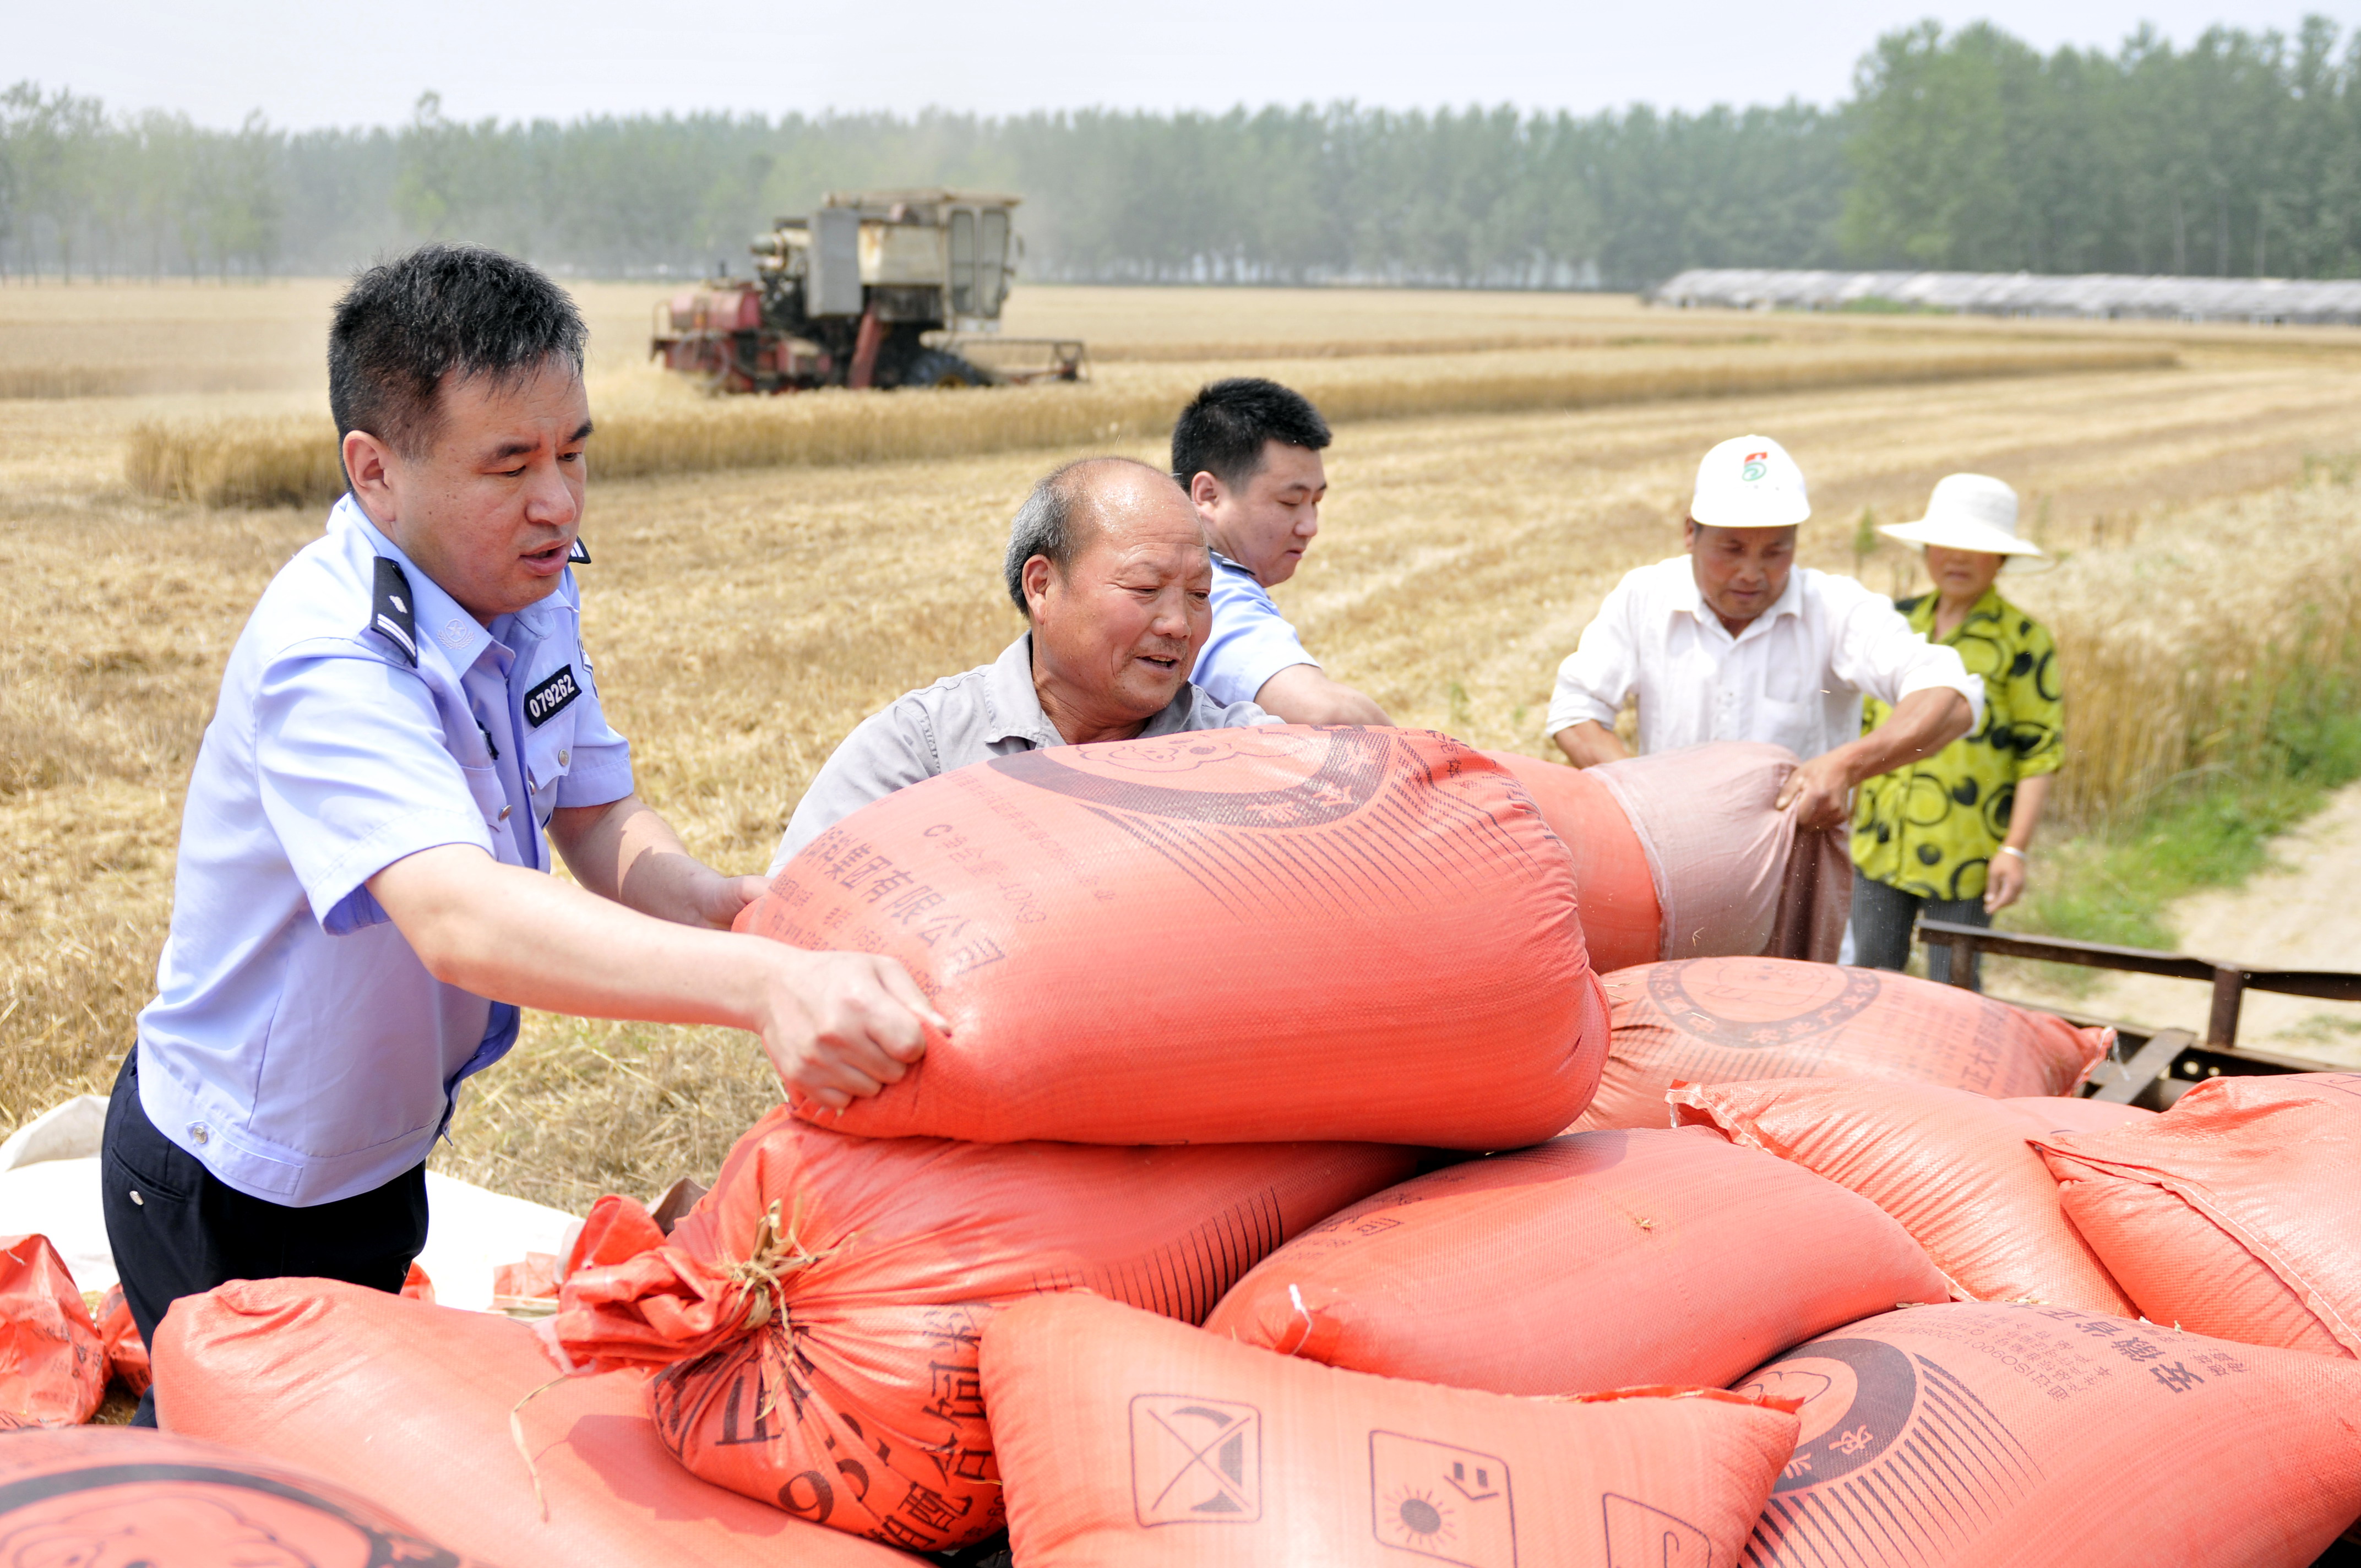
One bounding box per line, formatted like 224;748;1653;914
739;726;1609;1147
152;1277;921;1565
0;1234;106;1428
551;1110;1416;1552
1486;743;1857;971
2000;1094;2154;1135
984;1292;1802;1568
1730;1300;2361;1567
1481;750;1660;972
1670;1079;2134;1313
1579;957;2110;1129
94;1284;150;1397
0;1425;499;1566
1205;1127;1945;1396
2036;1072;2361;1357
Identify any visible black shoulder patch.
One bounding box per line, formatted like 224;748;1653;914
1895;594;1928;614
371;558;418;668
524;664;583;728
567;537;591;564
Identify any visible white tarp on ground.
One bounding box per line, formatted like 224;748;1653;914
0;1098;580;1312
1649;267;2361;325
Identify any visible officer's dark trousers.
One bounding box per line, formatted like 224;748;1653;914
1851;868;1990;990
100;1050;429;1427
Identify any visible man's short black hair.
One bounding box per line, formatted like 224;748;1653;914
1170;377;1331;494
329;243;587;461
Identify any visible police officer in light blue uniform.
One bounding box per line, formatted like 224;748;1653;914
130;492;622;1207
103;246;942;1424
1172;378;1390;727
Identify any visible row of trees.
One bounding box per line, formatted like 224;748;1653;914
1;84;284;280
1845;16;2361;276
3;17;2356;287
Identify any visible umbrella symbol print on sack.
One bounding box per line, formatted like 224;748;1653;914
1602;1494;1713;1567
1129;1396;1260;1526
1369;1431;1517;1567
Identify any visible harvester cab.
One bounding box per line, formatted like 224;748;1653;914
651;189;1086;394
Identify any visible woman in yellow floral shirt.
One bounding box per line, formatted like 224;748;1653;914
1853;474;2063;988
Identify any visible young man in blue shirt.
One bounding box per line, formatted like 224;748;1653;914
103;245;939;1423
1173;378;1390;726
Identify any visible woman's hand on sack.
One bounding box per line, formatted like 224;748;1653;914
1984;849;2028;913
755;949;947;1112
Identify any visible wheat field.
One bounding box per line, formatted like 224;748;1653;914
0;275;2110;395
123;339;2177;508
6;281;2361;1207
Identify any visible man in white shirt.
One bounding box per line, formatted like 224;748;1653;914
1174;378;1390;725
1546;434;1981;828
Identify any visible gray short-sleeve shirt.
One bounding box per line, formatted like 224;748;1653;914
769;633;1277;873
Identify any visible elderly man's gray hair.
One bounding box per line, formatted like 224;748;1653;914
1002;456;1177;613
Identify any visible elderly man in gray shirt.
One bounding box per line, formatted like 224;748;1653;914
769;456;1277;873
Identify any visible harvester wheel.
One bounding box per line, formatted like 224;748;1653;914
900;349;990;389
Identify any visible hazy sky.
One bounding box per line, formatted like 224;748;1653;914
21;0;2357;129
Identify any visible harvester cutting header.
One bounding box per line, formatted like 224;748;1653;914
651;189;1086;393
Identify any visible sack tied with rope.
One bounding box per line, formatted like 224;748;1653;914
549;1110;1417;1553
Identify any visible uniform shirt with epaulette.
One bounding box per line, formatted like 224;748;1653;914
135;494;633;1206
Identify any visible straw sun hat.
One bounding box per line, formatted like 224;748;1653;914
1877;473;2053;573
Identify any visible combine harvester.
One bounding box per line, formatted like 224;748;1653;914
651;188;1087;393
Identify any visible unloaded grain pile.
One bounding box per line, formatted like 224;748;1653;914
72;738;2358;1566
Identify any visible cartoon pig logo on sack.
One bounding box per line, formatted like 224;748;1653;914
0;1488;460;1568
992;727;1399;830
1088;731;1321;776
1733;1339;1917;1492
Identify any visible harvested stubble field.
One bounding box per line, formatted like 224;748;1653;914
126;338;2176;509
0;277;2031;398
6;280;2361;1210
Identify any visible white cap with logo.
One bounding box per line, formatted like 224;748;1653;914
1690;434;1810;529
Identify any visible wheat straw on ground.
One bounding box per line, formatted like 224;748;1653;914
123;339;2176;509
7;325;2360;1206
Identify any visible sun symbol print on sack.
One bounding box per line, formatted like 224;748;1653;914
1369;1431;1516;1567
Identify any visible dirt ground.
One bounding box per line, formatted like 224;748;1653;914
2001;782;2361;1068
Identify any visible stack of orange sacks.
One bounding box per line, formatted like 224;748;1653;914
143;736;2361;1566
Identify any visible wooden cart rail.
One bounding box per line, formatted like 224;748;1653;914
1913;917;2361;1108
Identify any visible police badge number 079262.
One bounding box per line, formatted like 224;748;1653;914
524;666;581;729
